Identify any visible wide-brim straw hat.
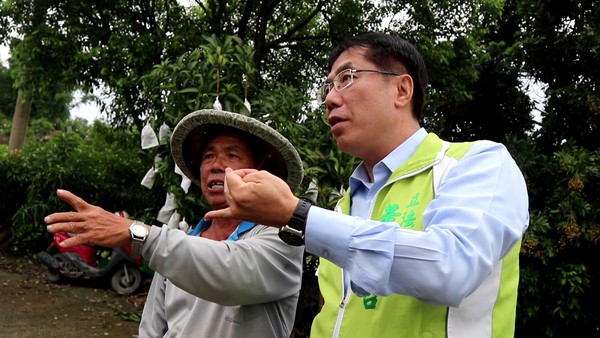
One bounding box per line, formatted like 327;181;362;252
171;109;303;192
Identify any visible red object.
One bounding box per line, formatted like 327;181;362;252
53;233;98;266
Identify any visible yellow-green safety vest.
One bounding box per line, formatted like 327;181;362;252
311;133;521;338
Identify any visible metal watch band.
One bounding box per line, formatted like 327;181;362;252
130;220;147;259
130;237;143;259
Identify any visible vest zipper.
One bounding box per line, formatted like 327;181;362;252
333;270;350;337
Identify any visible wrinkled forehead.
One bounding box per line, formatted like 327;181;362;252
202;132;254;154
187;126;261;157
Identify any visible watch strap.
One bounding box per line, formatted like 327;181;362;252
278;199;311;246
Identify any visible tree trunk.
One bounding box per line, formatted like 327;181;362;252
8;91;32;152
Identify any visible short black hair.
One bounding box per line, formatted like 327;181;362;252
328;32;429;120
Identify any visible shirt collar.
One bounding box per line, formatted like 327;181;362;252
349;128;428;192
187;219;257;241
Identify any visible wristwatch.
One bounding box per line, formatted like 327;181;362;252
129;221;148;259
278;199;311;246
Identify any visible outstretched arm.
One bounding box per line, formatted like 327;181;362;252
44;189;138;248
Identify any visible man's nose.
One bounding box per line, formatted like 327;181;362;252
325;90;342;115
209;155;227;172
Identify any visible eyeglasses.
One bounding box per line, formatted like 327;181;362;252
317;69;402;105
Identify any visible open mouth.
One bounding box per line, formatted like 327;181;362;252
328;115;344;128
208;180;224;189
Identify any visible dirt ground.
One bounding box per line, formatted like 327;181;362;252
0;251;149;338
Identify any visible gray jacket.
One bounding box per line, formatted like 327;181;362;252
139;222;304;338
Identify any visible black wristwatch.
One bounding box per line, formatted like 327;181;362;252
278;199;311;246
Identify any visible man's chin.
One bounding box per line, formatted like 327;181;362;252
208;199;229;210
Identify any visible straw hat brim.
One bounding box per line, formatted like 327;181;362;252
170;109;303;192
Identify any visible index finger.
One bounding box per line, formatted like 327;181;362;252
204;207;234;221
55;189;93;212
44;211;85;225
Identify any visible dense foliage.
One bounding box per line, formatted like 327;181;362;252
0;121;166;254
1;0;598;336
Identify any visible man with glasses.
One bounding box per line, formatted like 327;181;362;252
206;32;529;338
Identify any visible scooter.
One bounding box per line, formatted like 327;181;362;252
38;213;148;295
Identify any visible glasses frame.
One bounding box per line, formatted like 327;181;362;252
317;69;402;105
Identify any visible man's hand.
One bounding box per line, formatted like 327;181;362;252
204;168;299;227
45;189;134;248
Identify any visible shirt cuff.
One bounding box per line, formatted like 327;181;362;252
304;206;353;269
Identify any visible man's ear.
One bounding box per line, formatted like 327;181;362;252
394;74;413;109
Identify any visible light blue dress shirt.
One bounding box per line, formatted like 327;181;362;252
305;128;529;306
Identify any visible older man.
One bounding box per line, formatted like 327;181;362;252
46;109;305;338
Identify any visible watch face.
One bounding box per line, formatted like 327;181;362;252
131;223;147;237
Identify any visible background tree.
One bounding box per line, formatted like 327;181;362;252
520;0;599;152
0;65;15;117
510;0;600;335
1;0;81;150
0;62;71;142
1;0;367;130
